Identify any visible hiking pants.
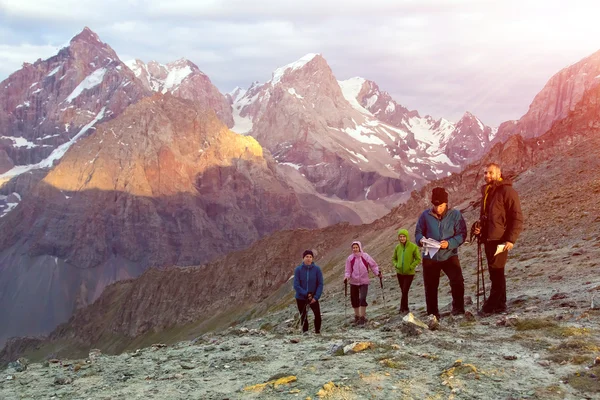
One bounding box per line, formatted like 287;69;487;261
350;284;369;308
396;274;415;311
422;255;464;318
296;299;321;333
483;240;508;312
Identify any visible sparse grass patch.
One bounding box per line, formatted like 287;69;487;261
565;365;600;393
547;326;590;338
379;358;406;369
440;360;481;380
259;322;274;332
547;339;599;365
239;355;266;362
373;343;397;353
533;384;567;399
553;339;599;352
572;354;594;365
509;333;552;351
514;318;557;331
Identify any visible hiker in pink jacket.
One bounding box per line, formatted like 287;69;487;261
344;241;381;326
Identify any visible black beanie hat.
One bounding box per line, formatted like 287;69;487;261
302;250;314;258
431;187;448;206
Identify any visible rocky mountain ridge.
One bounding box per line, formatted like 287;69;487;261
11;73;600;359
230;54;493;203
0;27;149;177
125;58;233;128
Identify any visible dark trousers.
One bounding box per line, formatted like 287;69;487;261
396;274;414;311
350;284;369;308
483;240;508;312
296;299;321;333
422;255;464;318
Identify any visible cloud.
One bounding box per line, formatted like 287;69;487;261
1;0;600;125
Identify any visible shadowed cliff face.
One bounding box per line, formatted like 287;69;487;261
0;94;361;346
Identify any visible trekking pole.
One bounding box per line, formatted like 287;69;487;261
299;299;309;333
479;241;487;305
344;279;348;321
379;274;387;309
476;241;481;311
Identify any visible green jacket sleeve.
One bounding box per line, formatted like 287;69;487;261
392;244;399;267
410;244;421;270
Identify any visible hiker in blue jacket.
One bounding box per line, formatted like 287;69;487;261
293;250;324;334
415;187;467;320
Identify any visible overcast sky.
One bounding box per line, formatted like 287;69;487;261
2;0;600;126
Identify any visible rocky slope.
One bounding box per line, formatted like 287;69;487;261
2;124;600;399
495;48;600;143
0;93;361;346
125;58;233;128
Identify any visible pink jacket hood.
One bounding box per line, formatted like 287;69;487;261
345;241;380;285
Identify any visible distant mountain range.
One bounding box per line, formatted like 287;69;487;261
1;26;599;346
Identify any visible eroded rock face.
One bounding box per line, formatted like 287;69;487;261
0;94;349;346
495;49;600;143
0;27;149;172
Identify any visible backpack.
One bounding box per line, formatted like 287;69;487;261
350;256;370;274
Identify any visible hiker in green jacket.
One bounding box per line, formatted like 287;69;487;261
392;229;422;314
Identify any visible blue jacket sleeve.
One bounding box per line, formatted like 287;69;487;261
314;267;324;300
415;212;425;246
447;210;467;249
293;267;307;297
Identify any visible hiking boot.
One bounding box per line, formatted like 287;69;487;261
357;316;366;326
451;308;465;316
354;315;360;325
495;305;507;314
477;309;493;318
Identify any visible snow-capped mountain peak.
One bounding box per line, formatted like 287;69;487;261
270;53;320;86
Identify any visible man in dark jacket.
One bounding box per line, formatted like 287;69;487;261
293;250;324;334
415;187;467;319
474;163;523;315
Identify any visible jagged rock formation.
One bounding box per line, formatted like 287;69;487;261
0;27;149;176
125;58;233;128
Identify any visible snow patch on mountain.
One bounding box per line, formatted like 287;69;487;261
0;136;38;149
343;121;386;146
65;68;107;103
0;108;106;180
162;65;193;93
287;88;304;99
271;53;319;86
47;66;62;77
338;78;371;115
232;108;253;134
